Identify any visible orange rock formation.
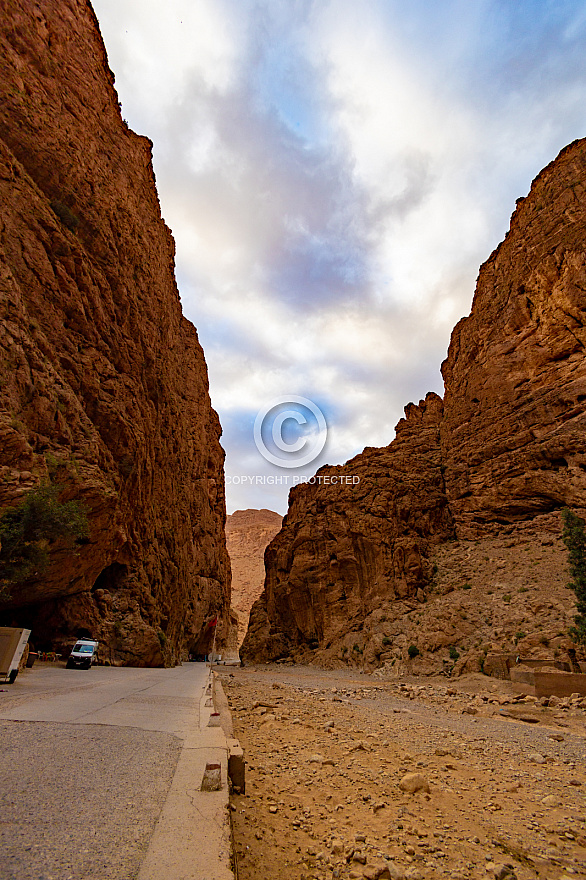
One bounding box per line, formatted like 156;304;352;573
0;0;230;664
226;509;282;646
242;139;586;668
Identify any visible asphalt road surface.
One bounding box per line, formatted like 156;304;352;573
0;662;210;880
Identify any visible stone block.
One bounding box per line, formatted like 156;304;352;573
200;762;222;792
228;739;245;794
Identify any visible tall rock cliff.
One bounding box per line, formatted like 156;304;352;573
0;0;231;664
441;143;586;533
243;393;454;663
242;138;586;667
226;509;282;646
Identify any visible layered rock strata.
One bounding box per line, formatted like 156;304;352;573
242;139;586;667
226;509;282;646
442;144;586;532
0;0;230;664
244;393;454;663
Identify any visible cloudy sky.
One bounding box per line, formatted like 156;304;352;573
92;0;586;514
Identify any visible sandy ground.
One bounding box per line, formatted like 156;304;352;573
220;666;586;880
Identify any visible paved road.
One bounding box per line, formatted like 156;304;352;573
0;662;212;880
0;661;210;733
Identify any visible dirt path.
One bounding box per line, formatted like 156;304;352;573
219;666;586;880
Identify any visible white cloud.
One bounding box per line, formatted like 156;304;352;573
92;0;586;513
95;0;239;114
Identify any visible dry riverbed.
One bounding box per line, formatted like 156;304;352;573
219;666;586;880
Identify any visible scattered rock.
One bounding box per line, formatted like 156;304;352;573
363;863;393;880
493;864;516;880
398;773;430;794
505;782;520;792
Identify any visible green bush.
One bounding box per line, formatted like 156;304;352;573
407;644;420;659
561;508;586;645
503;593;512;604
462;583;471;590
382;636;391;646
449;645;460;661
0;483;88;597
44;452;60;475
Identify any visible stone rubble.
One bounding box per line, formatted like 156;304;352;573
222;666;586;880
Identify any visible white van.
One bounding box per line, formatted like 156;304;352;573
66;639;99;670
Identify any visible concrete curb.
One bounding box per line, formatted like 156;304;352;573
137;669;235;880
212;674;234;738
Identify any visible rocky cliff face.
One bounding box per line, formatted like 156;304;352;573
242;138;586;668
0;0;231;664
441;142;586;534
226;509;282;646
243;393;454;663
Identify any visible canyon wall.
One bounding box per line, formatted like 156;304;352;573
226;509;282;646
0;0;231;664
441;143;586;533
242;138;586;667
243;393;454;663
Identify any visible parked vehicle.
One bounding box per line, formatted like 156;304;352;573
0;627;31;683
66;639;99;669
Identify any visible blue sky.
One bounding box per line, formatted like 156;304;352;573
92;0;586;514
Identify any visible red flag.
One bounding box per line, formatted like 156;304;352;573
207;616;218;628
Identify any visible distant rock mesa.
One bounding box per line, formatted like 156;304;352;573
0;0;230;664
226;509;283;646
241;138;586;667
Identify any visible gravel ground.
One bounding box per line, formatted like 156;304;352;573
222;665;586;880
0;721;181;880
